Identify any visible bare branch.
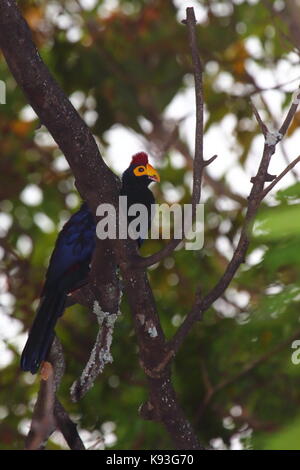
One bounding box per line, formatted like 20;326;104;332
132;9;217;270
133;156;218;270
261;154;300;199
250;99;269;137
175;138;245;205
279;85;300;136
168;83;300;357
205;154;218;166
0;1;214;450
24;363;56;450
25;337;65;449
184;7;204;217
132;239;183;269
54;399;85;450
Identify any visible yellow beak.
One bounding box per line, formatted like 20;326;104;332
146;163;160;182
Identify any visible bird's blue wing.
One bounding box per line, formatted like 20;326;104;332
43;203;96;291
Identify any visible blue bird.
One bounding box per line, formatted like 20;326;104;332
21;153;160;374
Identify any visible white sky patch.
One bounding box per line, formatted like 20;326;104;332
265;284;284;295
79;429;105;450
0;307;23;368
69;90;86;110
211;1;233;17
0;212;13;236
226;289;250;308
138;116;153;134
97;0;119;18
65;192;80;209
103;124;146;174
245;36;264;59
164;85;196;121
84;109;98;127
230;428;253;450
52;154;70;172
210;437;227;450
17;418;31;436
0;406;8;420
230;405;243;417
226;166;251;197
223;416;235;430
103;72;300;200
173;0;208;23
66;26;82;43
216;235;234;260
79;0;98;10
162;182;185;204
213;71;234;93
55;13;73;30
34;129;57;147
45;4;62;24
0;292;15;311
170;151;186;169
16;234;33;257
203;116;238;180
48;431;69;449
246;247;266;266
20;184;43;206
214;297;237;318
19;104;37;122
34;212;55;233
0;274;7;291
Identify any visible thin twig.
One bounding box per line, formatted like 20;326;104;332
54;399;85;450
250;100;269;137
184;7;204;216
279;85;300;136
168;82;300;357
132;8;217;270
0;0;203;449
261;154;300;199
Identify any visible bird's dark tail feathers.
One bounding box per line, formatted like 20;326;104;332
20;290;66;374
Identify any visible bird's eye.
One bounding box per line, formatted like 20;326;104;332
133;165;146;176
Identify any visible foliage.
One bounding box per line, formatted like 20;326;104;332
1;0;300;450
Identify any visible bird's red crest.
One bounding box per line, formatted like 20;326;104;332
131;152;149;166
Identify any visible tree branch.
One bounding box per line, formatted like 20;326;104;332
25;337;84;450
251;99;269;137
261;154;300;199
54;399;85;450
0;0;202;450
183;7;204;216
168;82;300;357
132;8;217;270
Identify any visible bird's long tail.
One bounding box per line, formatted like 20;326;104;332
20;290;66;374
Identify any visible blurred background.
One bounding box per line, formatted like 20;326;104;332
1;0;300;450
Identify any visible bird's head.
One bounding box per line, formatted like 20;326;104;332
122;152;160;188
